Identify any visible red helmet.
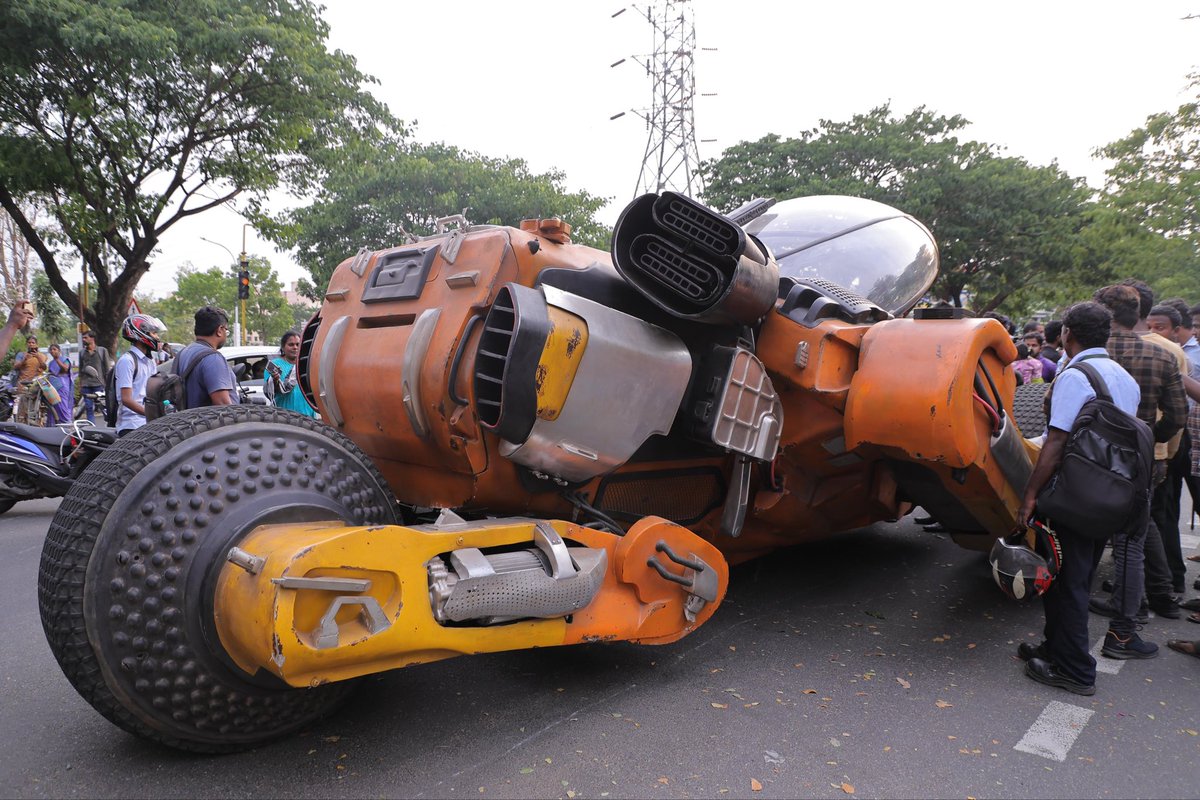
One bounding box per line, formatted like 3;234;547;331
121;314;167;351
989;518;1062;601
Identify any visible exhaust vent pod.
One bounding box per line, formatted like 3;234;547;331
612;191;779;325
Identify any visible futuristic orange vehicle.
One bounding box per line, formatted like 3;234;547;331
38;192;1029;751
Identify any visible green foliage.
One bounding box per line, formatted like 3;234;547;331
0;0;397;352
149;256;293;345
1095;74;1200;304
702;104;1093;314
31;271;71;344
263;139;609;297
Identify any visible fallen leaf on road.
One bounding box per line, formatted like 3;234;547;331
967;643;977;649
657;777;670;785
711;703;729;709
935;700;953;709
1185;729;1198;736
896;678;911;689
520;768;534;775
803;689;817;694
322;736;341;743
842;782;856;794
751;778;763;792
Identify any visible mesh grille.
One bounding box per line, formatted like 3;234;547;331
803;277;873;308
595;469;724;525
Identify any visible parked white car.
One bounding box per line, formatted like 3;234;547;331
158;345;280;405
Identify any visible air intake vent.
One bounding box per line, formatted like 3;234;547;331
474;289;515;429
634;236;722;303
472;284;552;444
297;315;320;410
659;195;740;256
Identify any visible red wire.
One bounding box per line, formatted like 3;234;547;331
973;392;1002;435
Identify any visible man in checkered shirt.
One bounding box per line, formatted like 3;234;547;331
1089;284;1187;654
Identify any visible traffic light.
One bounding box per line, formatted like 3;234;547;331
237;269;250;300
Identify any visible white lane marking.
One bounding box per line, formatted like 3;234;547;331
1014;701;1095;762
1180;533;1199;551
1091;636;1123;675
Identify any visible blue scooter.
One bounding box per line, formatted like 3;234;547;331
0;418;116;515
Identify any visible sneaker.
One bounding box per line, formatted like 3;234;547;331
1148;595;1182;620
1024;658;1096;696
1101;630;1159;660
1017;642;1048;662
1089;597;1150;625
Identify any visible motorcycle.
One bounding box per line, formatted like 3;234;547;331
0;417;117;514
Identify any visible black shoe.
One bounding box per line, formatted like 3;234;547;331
913;515;935;525
1017;642;1048;662
1089;596;1149;624
1148;595;1182;620
1195;578;1200;591
1180;597;1200;612
1024;658;1096;696
923;523;948;533
1101;630;1159;660
1101;580;1115;593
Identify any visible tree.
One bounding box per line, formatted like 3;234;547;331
701;104;1093;313
0;202;38;311
148;256;293;346
0;0;396;352
31;271;70;344
264;139;609;298
1096;73;1200;302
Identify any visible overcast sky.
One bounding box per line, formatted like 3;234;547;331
141;0;1199;299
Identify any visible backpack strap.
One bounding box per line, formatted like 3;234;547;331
1070;360;1113;403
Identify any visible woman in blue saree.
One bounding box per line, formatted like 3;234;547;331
46;343;74;424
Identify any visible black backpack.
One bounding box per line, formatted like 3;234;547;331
144;346;221;420
1036;360;1155;540
104;352;138;428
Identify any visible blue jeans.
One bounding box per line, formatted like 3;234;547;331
81;387;101;423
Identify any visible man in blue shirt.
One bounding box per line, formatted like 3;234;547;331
176;306;240;408
1016;301;1144;696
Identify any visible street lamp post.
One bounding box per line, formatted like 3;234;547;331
198;236;243;346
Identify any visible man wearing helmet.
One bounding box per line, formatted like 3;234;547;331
115;313;167;436
1014;301;1143;696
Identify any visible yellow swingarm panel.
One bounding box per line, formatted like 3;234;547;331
215;516;728;688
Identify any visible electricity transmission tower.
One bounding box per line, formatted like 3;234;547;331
612;1;707;198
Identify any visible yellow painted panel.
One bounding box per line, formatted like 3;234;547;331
535;306;588;421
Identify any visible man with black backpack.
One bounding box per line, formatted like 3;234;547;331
174;306;239;408
1016;301;1147;696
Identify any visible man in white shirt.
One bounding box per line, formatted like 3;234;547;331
114;314;167;437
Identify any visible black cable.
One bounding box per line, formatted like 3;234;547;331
978;360;1006;421
563;490;625;535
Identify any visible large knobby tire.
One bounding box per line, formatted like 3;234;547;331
1011;382;1048;439
38;405;401;753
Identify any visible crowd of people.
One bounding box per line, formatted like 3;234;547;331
1009;279;1200;695
2;301;317;430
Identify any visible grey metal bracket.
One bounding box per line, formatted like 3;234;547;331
314;595;391;649
647;540;720;623
272;576;372;593
534;522;577;580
